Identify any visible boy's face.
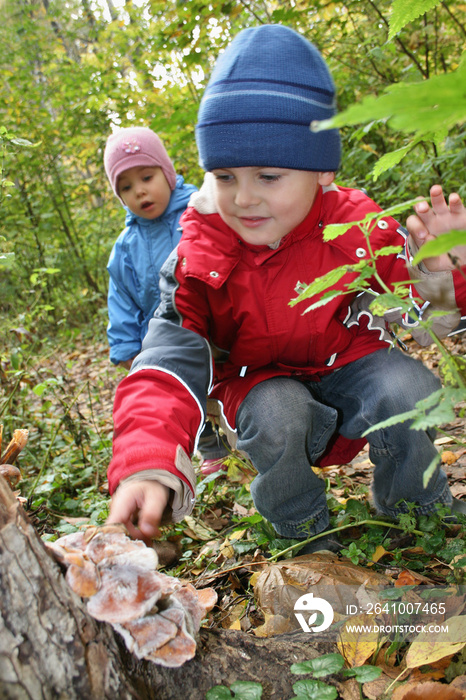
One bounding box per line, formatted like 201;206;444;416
211;167;334;246
117;165;171;220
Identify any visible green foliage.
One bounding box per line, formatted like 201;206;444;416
388;0;442;39
315;60;466;137
340;542;366;565
290;652;381;699
206;653;382;700
206;682;263;699
343;665;382;684
363;387;465;435
290;653;345;678
291;679;338;699
412;231;466;264
1;0;465;336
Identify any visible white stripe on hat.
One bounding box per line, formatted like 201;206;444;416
203;89;336;111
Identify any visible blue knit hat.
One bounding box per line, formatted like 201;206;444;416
196;25;340;173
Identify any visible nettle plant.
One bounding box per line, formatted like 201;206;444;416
290;198;466;489
291;0;466;490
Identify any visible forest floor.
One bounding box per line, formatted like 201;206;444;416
2;327;466;698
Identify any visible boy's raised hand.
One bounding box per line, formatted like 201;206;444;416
406;184;466;272
107;480;170;542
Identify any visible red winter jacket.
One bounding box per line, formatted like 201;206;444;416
108;181;464;517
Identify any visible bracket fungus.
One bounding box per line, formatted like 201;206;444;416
46;525;217;667
0;426;28;489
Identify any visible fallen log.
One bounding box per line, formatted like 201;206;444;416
0;475;338;699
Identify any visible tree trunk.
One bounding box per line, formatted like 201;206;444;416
0;476;338;699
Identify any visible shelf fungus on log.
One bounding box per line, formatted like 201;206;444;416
45;524;217;668
0;425;28;489
0;463;22;489
0;427;29;465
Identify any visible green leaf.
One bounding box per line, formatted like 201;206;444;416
372;145;412;180
422;454;441;489
388;0;442;39
33;378;60;396
363;387;464;435
291;679;338;700
300;290;349;314
230;681;263;699
290;653;345;678
343;665;382;683
206;687;233;700
412;231;466;264
322;199;419;243
368;292;410;316
289;266;351;306
322;221;354;241
378;198;423;221
312;64;466;136
374;245;404;258
10;136;36;147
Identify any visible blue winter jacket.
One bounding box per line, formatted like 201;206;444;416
107;175;198;364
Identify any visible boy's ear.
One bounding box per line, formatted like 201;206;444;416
318;172;335;186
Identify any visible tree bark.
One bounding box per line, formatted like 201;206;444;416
0;476;338;699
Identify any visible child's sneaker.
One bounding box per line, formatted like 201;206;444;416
452;497;466;515
297;533;343;555
200;458;229;476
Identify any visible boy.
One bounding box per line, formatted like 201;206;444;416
104;126;228;470
106;26;466;549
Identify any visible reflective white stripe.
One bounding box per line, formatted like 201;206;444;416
240;366;248;377
130;364;206;450
326;353;337;367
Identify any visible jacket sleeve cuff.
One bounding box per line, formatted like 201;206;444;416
109;340;142;365
407;236;458;310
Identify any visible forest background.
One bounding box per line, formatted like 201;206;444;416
0;0;465;538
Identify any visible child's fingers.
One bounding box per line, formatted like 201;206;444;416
107;487;136;526
405;213;428;244
428;184;449;214
138;488;167;539
448;192;465;214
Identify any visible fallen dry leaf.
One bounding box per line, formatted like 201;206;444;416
402;652;454;686
372;544;390;563
337;612;381;667
253;551;391;636
337;676;361;700
362;673;397;699
405;616;466;670
395;680;465;699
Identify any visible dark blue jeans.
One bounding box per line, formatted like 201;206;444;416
236;348;451;538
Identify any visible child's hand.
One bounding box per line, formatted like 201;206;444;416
119;357;135;371
107;480;170;542
406;185;466;272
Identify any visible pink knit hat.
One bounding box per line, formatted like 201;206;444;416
104;126;177;200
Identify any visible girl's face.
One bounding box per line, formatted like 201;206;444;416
211;167;334;246
117;165;171;220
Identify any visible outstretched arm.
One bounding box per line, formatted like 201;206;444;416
406;185;466;272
